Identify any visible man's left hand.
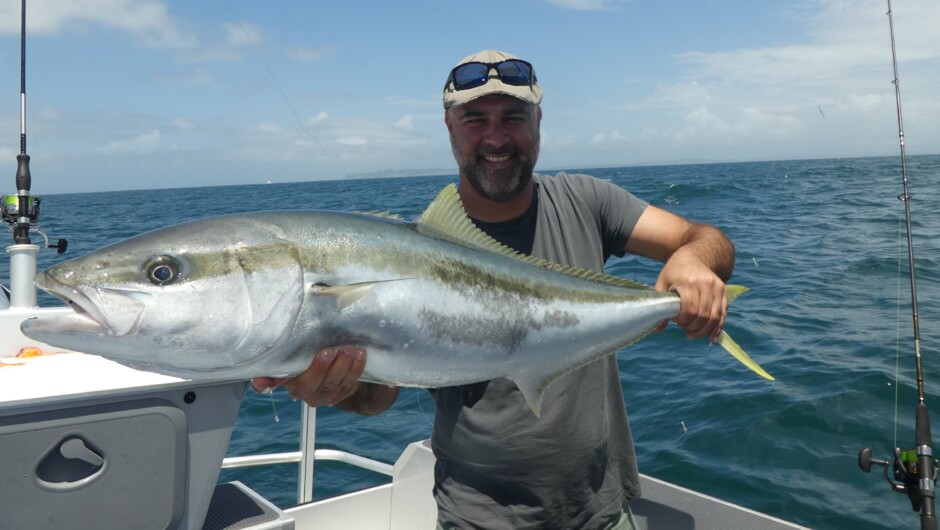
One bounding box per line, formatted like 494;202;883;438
654;249;728;342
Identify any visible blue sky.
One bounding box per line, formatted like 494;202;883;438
0;0;938;193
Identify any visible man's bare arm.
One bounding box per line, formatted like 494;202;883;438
624;205;736;341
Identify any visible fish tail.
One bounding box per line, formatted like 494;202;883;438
715;330;775;381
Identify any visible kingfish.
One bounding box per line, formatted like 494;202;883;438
20;184;772;415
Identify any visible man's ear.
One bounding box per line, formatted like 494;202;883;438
444;109;453;132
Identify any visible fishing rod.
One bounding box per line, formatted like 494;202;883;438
2;0;66;308
858;2;938;529
5;0;34;246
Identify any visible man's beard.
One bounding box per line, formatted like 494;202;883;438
452;135;540;203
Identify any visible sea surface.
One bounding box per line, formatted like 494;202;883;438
5;154;940;530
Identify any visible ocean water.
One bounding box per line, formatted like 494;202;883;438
5;154;940;530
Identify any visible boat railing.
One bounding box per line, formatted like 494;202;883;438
220;403;394;504
221;449;393;476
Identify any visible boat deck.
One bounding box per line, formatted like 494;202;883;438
1;307;810;529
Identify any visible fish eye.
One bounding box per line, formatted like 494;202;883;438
145;256;181;286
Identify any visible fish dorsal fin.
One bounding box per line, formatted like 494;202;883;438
416;183;519;258
416;183;653;291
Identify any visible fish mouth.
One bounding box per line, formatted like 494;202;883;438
34;271;118;336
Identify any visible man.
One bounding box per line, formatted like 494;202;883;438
252;50;735;530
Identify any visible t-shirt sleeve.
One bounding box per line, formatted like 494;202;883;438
557;173;648;259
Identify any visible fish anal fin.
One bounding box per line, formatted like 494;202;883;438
511;349;633;417
512;376;548;417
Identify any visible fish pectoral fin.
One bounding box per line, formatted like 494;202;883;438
315;284;374;310
314;280;410;310
512;376;549;418
715;330;775;381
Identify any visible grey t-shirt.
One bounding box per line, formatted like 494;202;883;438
431;172;649;530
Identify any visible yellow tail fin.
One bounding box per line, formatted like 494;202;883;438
715;330;774;381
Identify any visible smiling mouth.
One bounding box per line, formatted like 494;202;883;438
483;152;512;163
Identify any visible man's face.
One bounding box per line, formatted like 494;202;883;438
445;94;542;203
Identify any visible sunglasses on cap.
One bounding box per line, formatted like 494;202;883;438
445;59;536;91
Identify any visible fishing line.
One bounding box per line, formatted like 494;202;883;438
741;159;778;232
269;392;281;423
220;0;356;210
415;390;435;430
895;214;904;450
218;4;427;438
739;159;788;271
858;3;938;527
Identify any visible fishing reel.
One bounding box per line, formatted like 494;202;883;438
2;194;67;253
859;446;939;513
1;193;39;223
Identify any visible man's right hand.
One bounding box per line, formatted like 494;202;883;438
251;345;399;415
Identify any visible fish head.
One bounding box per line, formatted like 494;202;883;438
20;215;306;377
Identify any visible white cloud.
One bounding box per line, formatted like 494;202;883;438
395;115;415;131
171;118;194;130
224;114;436;167
601;0;940;162
541;0;627;10
337;136;368;146
589;130;625;144
156;68;215;86
223;21;261;48
0;146;15;161
672;2;940;96
256;122;286;135
675;107;732;143
97;129;161;154
286;46;336;62
843;92;890;112
0;0;197;48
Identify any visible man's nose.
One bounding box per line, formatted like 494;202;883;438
481;121;510;147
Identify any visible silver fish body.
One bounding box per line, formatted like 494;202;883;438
21;185;765;413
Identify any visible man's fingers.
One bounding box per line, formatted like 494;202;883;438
270;345;368;407
250;377;275;393
250;376;289;394
331;346;366;403
316;346;365;403
673;284;727;340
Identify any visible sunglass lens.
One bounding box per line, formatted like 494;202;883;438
496;60;532;86
453;63;490;90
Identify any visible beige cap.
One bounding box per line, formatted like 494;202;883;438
443;49;543;110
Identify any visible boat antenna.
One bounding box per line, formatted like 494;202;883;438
858;2;938;529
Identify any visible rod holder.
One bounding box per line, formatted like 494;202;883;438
7;243;38;308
